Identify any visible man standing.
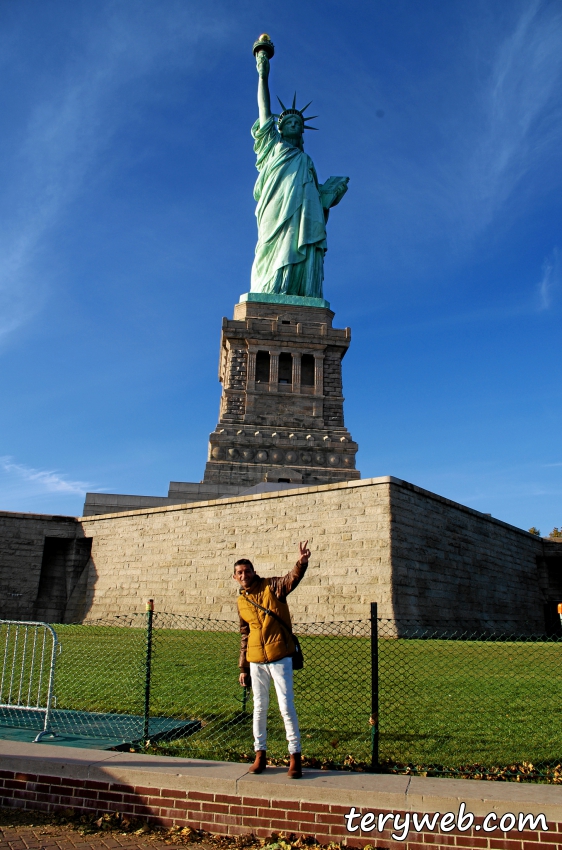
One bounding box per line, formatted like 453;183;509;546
234;541;310;778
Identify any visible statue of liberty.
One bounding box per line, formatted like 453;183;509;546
250;36;349;299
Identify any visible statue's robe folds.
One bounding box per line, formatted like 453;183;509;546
250;117;327;298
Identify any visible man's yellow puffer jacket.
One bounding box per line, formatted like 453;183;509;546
238;578;295;664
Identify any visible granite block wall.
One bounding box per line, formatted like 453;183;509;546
0;478;548;630
78;478;394;623
0;512;82;621
76;476;545;629
388;480;545;630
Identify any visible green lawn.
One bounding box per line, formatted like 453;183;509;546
378;637;562;770
46;625;562;773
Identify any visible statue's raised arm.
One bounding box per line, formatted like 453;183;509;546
253;35;274;127
256;50;272;127
249;35;349;301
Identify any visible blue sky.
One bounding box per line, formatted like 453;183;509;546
0;0;560;534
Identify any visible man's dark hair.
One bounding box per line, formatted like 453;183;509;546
234;558;254;570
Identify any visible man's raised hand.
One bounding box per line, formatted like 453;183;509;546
299;540;311;563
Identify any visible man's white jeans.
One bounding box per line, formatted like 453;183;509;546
250;657;301;754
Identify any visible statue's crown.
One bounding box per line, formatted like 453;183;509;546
277;94;318;131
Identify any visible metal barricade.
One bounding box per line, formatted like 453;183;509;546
0;620;59;742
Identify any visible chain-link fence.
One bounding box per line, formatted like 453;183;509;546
2;607;562;781
376;618;562;782
147;612;371;767
0;611;371;766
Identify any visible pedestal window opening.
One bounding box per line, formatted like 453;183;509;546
301;354;315;387
255;350;270;383
278;352;293;385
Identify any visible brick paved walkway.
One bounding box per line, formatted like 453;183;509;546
0;822;205;850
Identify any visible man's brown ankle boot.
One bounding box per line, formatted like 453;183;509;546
248;750;267;774
288;752;302;778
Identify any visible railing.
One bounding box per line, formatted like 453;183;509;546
0;620;59;742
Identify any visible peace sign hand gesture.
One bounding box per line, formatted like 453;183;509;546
299;540;311;564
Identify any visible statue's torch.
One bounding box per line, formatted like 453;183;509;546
252;33;275;59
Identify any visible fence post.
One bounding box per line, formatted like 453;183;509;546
143;599;154;745
370;602;379;771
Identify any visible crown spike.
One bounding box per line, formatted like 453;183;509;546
277;96;287;112
303;115;318;121
300;100;313;114
304;125;319;131
292;92;297;108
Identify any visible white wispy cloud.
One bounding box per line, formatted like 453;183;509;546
344;0;562;278
537;247;560;310
0;3;232;346
0;456;91;496
471;0;562;228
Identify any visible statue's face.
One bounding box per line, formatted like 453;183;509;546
280;114;304;144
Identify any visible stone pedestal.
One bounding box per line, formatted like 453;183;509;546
203;295;360;488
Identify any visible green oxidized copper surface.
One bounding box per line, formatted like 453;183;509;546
252;33;275;58
250;35;348;302
239;292;331;309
